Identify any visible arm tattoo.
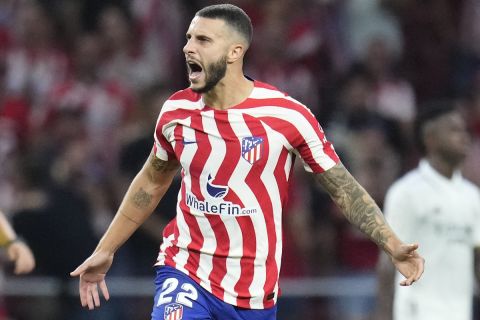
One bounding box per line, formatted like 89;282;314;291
316;163;391;249
147;153;179;183
131;187;153;209
150;155;174;172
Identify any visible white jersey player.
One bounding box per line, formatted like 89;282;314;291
376;101;480;320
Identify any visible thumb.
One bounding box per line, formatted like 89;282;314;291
70;262;89;277
404;243;419;254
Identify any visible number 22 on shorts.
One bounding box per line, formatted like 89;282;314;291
157;277;199;308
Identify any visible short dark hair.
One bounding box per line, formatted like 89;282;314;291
196;4;253;45
414;100;457;154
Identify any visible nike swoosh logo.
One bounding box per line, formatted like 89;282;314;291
182;139;197;145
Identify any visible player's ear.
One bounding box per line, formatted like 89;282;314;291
226;43;245;63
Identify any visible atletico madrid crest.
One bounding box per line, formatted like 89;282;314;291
241;136;264;164
164;303;183;320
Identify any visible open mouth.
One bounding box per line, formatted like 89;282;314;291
187;61;203;81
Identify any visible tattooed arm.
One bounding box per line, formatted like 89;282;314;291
94;151;179;253
316;162;424;286
70;151;180;309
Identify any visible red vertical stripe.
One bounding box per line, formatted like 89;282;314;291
209;111;251;304
212;111;258;308
241;113;278;309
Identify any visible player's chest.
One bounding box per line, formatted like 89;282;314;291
169;111;285;171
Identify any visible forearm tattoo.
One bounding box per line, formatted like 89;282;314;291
316;163;391;249
130;153;179;209
131;187;153;209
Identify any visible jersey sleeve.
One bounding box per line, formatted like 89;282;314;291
292;109;339;173
153;104;176;161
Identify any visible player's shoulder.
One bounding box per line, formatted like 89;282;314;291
251;80;311;112
162;88;202;112
168;88;201;102
459;177;480;199
252;80;286;94
252;80;294;101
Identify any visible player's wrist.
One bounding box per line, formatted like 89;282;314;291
1;237;20;248
383;236;403;258
93;245;116;257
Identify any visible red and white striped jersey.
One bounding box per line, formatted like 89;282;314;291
153;80;339;309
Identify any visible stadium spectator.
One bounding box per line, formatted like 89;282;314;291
4;1;68;126
42;32;134;173
98;4;164;92
364;37;415;134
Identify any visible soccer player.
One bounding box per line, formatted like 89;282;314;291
376;101;480;320
0;210;35;275
71;4;424;319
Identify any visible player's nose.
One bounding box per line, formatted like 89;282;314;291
183;39;195;55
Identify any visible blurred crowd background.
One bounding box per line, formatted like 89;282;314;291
0;0;479;319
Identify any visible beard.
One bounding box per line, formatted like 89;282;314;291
191;55;227;94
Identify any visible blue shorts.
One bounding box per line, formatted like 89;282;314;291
151;266;277;320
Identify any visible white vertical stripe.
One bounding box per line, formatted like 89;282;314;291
190;109;226;293
255;144;261;161
213;112;244;304
192;214;215;292
171;121;195;272
228;111;268;309
259;123;287;305
156;233;175;265
218;216;242;305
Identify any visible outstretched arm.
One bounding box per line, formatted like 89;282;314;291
70;151;180;310
315;162;424;285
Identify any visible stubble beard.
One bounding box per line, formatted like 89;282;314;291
191;56;227;94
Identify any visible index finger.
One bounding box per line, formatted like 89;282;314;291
70;263;88;277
